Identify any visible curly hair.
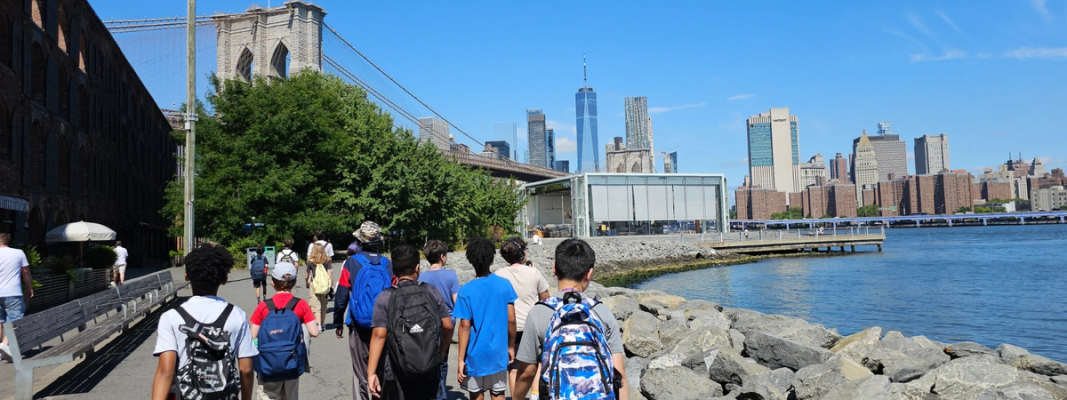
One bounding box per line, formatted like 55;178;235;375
499;237;527;265
183;245;234;291
465;238;496;277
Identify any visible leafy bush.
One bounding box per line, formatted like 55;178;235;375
85;245;118;270
21;245;41;267
226;237;261;270
40;255;76;276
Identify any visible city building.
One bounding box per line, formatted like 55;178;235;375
575;58;599;173
914;134;950;175
747;108;800;193
0;0;177;266
527;109;547;168
735;187;786;220
905;175;938;215
484;140;510;160
979;155;1039;200
798;153;830;189
829;152;850;183
1032;186;1067;211
981;181;1012;202
493;122;518;160
1029;168;1067;192
936;172;978;214
520;173;729;237
624;96;654;169
852;130;879;204
858;122;908;181
554;160;570;173
418;117;450;149
876;180;907;216
547;128;555;169
605;137;653;173
664;151;678;173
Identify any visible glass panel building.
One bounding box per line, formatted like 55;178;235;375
519;173;729;238
576;88;599;173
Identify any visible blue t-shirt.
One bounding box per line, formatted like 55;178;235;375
453;274;518;378
418;269;460;320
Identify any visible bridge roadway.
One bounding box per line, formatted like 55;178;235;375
738;210;1067;229
439;148;566;182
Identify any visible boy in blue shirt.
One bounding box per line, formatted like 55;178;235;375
417;240;459;400
453;238;517;400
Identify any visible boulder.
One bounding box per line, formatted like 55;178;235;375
634;291;688;308
912;336;945;351
623;311;665;358
603;295;641;322
976;383;1055;400
931;361;1019;400
821;375;893;400
657;318;689;349
625;357;650;400
708;348;771;385
744;331;834;372
675;299;724;314
639;299;671;318
729;329;746;354
733;368;794;400
689;309;733;332
733;312;841;349
1011;354;1067;377
863;332;949;382
831;327;882;364
891;370;940;400
652;327;733;373
997;344;1031;365
945;342;994;359
1052;375;1067;385
792;355;873;400
641;366;724;400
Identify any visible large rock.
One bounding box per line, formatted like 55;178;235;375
1011;354;1067;377
945;342;994;359
657;318;689;349
931;361;1020;400
641;366;724;400
997;344;1031;365
821;375;893;400
625;357;650;400
708;348;771;385
602;295;641;322
733;312;841;349
976;383;1055;400
863;331;950;382
831;326;882;364
729;329;747;354
634;291;688;308
623;311;665;358
688;308;733;331
912;336;945;351
744;331;833;372
890;370;940;400
639;299;672;318
792;355;873;400
675;299;724;314
650;327;733;372
734;368;794;400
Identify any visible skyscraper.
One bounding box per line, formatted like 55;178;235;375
418;117;450;149
664;151;678;173
853;130;880;204
554;160;570;173
829;152;850;183
747;108;800;193
625;96;655;171
575;56;599;172
493;122;519;160
547;128;556;169
527;109;547;168
856;122;908;181
915;134;950;175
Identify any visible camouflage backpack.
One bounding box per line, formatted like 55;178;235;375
538;291;617;400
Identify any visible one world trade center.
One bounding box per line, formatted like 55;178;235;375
576;56;599;172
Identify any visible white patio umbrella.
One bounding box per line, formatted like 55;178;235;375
45;221;118;266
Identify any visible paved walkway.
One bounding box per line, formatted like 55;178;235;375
0;263;488;400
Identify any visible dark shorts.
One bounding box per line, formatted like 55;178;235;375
252;278;267;288
508;331;524;370
383;372;440;400
0;296;26;322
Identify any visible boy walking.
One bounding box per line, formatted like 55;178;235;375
151;245;258;400
366;245;454;400
0;233;33;362
417;240;459;400
251;262;320;400
512;239;630;400
453;238;517;400
112;241;128;286
251;247;270;303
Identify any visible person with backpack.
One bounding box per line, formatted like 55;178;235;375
305;243;333;329
494;237;550;394
512;239;630;400
453;238;517;400
151;245;258;400
307;229;335;260
366;245;454;400
416;240;459;400
277;238;300;266
250;262;320;399
333;221;394;400
251;247;270;304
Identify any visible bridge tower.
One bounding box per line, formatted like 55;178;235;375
213;1;326;81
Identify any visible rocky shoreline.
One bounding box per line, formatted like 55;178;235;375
437;238;1067;400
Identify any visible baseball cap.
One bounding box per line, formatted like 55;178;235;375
271;262;298;281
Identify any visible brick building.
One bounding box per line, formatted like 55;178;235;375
735;187;787;220
797;184;856;218
876;179;907;216
905;175;937;215
981;181;1012;202
787;192;803;210
937;172;977;214
0;0;176;267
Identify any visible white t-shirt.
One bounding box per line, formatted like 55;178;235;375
0;247;29;297
114;246;128;266
494;264;551;331
307;240;334;258
276;248;300;264
153;296;258;392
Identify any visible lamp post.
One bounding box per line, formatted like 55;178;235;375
183;0;197;255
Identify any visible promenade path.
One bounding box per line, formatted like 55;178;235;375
0;263;483;400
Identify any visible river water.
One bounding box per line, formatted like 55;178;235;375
636;224;1067;362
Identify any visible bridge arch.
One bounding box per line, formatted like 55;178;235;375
235;47;253;81
270;40;289;78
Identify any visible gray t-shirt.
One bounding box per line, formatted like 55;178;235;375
516;291;625;364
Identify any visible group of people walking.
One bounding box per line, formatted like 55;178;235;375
150;221;629;400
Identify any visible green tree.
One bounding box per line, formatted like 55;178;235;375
957;206;971;213
1059;205;1067;211
820;214;832;219
163;72;524;247
857;204;879;217
771;207;803;220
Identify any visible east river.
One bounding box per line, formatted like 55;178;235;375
637;224;1067;362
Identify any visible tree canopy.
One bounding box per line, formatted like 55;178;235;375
164;72;524;247
857;205;879;217
771;207;804;220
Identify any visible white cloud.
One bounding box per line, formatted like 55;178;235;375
1039;156;1067;165
936;10;965;36
545;120;577;136
1031;0;1053;21
910;48;967;62
727;94;754;101
907;152;915;160
649;102;706;114
1003;47;1067;60
555;137;577;153
908;12;937;40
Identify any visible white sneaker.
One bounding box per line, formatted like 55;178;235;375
0;343;12;362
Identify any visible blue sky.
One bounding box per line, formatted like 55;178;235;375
91;0;1067;196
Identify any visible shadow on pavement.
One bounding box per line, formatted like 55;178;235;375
32;297;183;399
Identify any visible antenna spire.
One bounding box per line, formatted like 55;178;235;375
583;54;588;88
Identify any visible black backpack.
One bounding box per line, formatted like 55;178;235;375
385;281;442;379
174;304;241;400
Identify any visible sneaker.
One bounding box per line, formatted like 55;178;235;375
0;343;12;362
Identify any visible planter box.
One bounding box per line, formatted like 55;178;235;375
26;269;111;314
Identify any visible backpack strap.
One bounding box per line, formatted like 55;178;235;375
265;299;278;312
211;304;235;328
284;297;300;311
174;304;198;327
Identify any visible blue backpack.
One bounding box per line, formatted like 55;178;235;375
346;253;392;328
250;255;267;280
538;292;617;400
253;297;308;382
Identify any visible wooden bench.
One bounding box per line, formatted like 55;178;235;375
3;271;188;400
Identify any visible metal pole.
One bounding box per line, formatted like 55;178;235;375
183;0;197;255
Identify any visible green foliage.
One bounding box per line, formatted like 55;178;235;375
1059;205;1067;211
820;214;832;219
162;71;524;249
20;245;41;267
771;207;804;220
85;245;118;270
227;237;261;270
40;255;75;276
857;205;879;217
957;206;972;213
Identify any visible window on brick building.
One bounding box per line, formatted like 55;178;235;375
58;134;69;195
31;44;45;103
1;12;10;68
0;103;9;161
31;121;45;188
57;4;68;53
58;68;70;120
31;0;45;30
78;146;87;197
78;34;87;72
